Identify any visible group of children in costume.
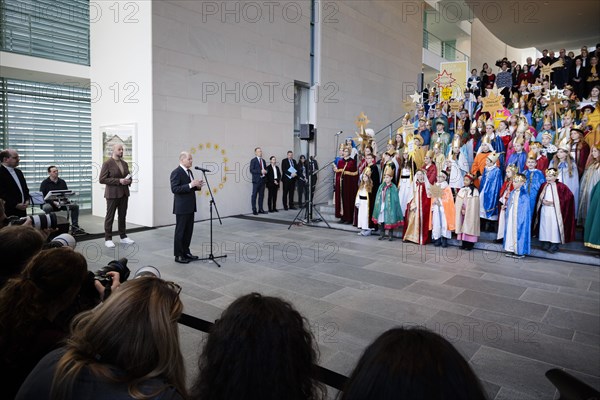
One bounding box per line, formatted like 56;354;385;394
338;83;600;258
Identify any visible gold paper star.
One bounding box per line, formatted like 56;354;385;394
481;90;504;114
355;112;370;129
449;100;463;112
540;59;563;79
429;184;444;199
588;106;600;129
409;91;422;103
221;149;226;155
485;83;501;97
403;99;416;112
214;144;220;150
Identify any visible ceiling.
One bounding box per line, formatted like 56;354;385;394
462;0;599;51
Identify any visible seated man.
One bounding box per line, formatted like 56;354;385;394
39;166;85;234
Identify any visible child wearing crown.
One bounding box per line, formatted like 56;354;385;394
355;166;374;236
503;173;532;259
455;173;480;250
496;164;518;243
534;168;576;253
550;139;580;216
430;171;455;247
479;151;503;232
403;169;432;245
372;166;403;241
524;152;546;215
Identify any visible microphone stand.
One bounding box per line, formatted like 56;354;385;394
197;170;227;267
289;155;332;230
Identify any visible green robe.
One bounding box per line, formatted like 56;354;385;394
584;181;600;250
371;182;403;229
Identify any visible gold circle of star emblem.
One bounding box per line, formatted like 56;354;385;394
189;142;228;196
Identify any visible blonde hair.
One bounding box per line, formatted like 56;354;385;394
51;277;186;400
552;150;575;178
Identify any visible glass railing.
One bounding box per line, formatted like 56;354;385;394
423;29;469;63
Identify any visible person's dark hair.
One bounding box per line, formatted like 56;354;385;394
47;165;57;173
0;149;9;162
0;248;87;363
270;156;276;161
339;327;487;400
0;225;45;287
287;150;293;155
191;292;326;400
299;155;307;164
51;277;186;400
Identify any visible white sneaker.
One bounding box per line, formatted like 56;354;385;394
120;237;135;245
105;240;116;248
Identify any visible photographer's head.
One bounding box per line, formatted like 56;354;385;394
52;277;186;399
0;225;45;287
191;292;325;400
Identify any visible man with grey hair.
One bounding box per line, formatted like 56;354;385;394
170;151;204;263
99;143;133;248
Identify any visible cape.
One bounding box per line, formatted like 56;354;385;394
533;182;576;244
371;182;403;229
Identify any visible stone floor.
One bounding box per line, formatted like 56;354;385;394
78;211;600;399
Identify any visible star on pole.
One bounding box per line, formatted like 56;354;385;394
409;91;422;103
433;70;456;89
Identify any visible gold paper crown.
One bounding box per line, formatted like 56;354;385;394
388;139;394;145
513;173;527;183
425;150;435;159
433;142;442;151
383;165;394;177
571;123;585;135
530;141;543;149
527;150;537;160
338;143;345;150
478;114;487;122
403;113;411;122
543;116;552;125
485;118;494;127
557;136;570;152
452;135;462;148
386;149;396;157
506;164;519;175
413;134;423;144
396;127;404;135
517;118;528;134
545;168;558;177
481;135;491;145
514;135;526;146
563;109;573;119
487;151;500;164
542;131;553;140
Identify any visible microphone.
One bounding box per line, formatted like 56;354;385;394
335;130;343;136
194;166;211;173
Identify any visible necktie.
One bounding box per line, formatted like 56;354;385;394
187;169;193;181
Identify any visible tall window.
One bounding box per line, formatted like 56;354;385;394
0;0;90;65
0;78;92;209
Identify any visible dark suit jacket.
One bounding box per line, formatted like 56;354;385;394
266;165;281;188
170;166;199;214
281;158;298;182
0;164;30;216
250;157;267;184
99;158;130;199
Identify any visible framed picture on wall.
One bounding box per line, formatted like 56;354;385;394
100;123;138;192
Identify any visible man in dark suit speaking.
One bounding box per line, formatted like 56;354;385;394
0;149;30;218
170;151;205;264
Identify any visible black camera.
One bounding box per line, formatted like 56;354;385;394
7;212;69;233
93;258;130;286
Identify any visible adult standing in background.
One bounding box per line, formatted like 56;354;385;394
170;151;204;264
249;147;268;215
281;150;298;210
99;144;133;248
0;149;29;218
266;156;281;212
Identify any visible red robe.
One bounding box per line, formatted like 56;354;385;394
533;181;576;243
536;155;549;172
403;181;432;244
335;157;358;223
572;141;590;177
423;163;437;185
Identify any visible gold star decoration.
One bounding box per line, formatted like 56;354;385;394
545;92;566;112
355;112;370;130
486;83;501;97
429;184;444;199
449;100;463;112
481;90;505;114
433;70;456;89
403;99;416;112
409;91;422;103
540;59;564;80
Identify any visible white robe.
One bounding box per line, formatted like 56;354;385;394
503;190;520;253
550;159;579;216
397;167;413;216
538;185;561;243
356;187;370;230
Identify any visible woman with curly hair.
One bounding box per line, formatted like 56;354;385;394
190;292;326;400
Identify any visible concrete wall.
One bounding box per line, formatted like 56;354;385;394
90;1;154;227
151;0;423;226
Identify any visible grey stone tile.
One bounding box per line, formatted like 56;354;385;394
480;379;501;400
573;331;600;348
521;288;600;315
319;350;359;378
469;309;574;341
493;386;548;400
426;310;600;377
543;307;600;336
415;296;475;316
308;272;374;290
364;260;456;282
558;285;600;300
453;290;548;321
473;264;588;289
470;346;557;399
444;275;527;298
317;264;416;290
563;368;600;393
480;272;561;292
568;265;600;281
590;280;600;293
322;287;438;325
404;280;465;300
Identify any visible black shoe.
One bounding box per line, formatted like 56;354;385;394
259;210;268;214
441;237;448;248
493;238;503;244
541;242;551;251
175;256;190;264
253;211;258;215
289;207;298;210
284;206;289;210
185;253;199;260
548;244;559;254
273;209;279;212
433;239;441;247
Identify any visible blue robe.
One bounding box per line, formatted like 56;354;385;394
507;151;528;173
524;169;546;213
479;166;503;219
503;186;531;255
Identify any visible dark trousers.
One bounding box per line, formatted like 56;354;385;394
104;197;128;240
251;179;266;212
267;185;278;211
174;213;194;257
43;203;80;226
297;180;308;207
282;179;295;208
